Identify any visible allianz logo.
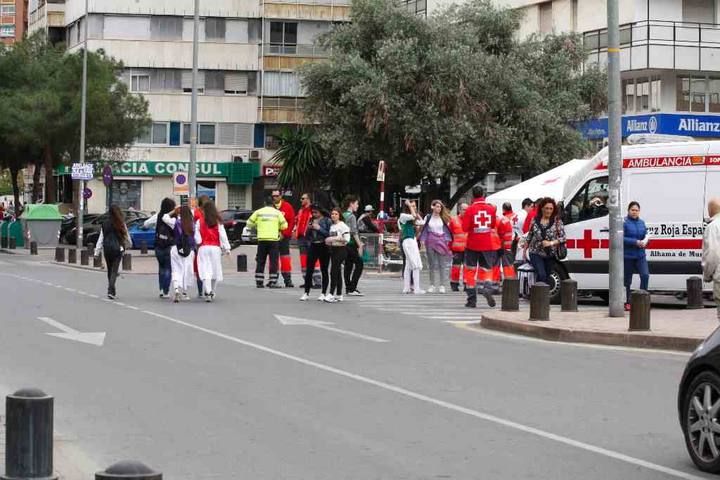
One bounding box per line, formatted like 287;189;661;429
626;116;658;134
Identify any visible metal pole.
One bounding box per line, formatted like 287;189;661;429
607;0;624;317
77;0;89;250
189;0;200;203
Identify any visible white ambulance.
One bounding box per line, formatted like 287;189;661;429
489;139;718;300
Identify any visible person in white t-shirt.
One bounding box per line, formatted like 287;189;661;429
325;208;351;303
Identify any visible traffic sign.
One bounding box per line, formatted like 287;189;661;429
71;163;94;181
173;171;189;195
102;165;113;187
83;188;92;200
377;161;386;182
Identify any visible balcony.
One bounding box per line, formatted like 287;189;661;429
584;20;720;72
263;0;350;21
260;97;306;123
263;43;328;70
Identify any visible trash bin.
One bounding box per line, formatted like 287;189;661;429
0;220;7;248
23;205;62;248
7;220;24;248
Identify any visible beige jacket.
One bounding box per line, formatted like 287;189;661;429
702;213;720;299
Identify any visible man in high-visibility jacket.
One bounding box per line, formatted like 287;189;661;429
247;196;288;288
462;186;498;308
272;190;296;288
449;203;468;292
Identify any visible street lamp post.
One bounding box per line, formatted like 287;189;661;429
607;0;624;317
77;0;89;250
189;0;200;203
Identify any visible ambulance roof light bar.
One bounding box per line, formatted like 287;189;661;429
626;134;694;145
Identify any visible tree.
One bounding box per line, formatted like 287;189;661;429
271;127;327;196
301;0;607;206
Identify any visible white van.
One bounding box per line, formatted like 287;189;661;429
490;140;717;300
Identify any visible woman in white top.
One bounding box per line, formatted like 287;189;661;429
398;199;426;294
418;200;453;293
325;208;351;303
193;200;231;302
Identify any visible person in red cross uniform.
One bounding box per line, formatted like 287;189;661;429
273;190;296;287
448;203;468;292
461;186;498;308
495;204;517;282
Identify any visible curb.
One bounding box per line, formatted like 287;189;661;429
479;314;703;352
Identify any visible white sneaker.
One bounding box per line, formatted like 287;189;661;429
324;295;337;303
402;289;411;294
439;286;446;294
414;289;426;295
347;290;364;296
317;293;326;302
173;288;181;303
427;286;436;294
300;293;309;301
336;295;344;302
159;291;167;299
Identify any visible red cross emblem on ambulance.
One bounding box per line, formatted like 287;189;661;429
474;211;492;231
567;229;609;259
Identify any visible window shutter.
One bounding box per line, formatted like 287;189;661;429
182;71;205;91
217;124;253;146
224;72;248;93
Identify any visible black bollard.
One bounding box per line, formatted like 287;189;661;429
93;254;103;269
629;290;651;331
529;282;550;321
8;237;16;250
140;241;148;255
122;253;132;271
54;247;65;263
687;276;704;310
67;248;77;264
80;249;90;266
560;279;578;312
1;388;57;480
30;242;38;255
501;278;520;312
96;460;162;480
237;254;247;272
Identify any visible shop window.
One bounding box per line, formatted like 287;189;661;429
111;180;142;210
564;176;609;225
197;181;216;202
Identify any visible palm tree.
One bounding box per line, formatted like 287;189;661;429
270;127;325;195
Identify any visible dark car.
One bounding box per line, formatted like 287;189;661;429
86;216;150;249
60;214;98;244
66;210;149;246
221;209;251;247
678;326;720;473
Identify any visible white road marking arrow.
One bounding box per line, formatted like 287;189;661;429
274;315;389;343
37;317;106;347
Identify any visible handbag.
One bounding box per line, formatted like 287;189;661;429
554;221;567;260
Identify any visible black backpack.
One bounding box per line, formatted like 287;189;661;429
155;218;175;249
102;221;123;256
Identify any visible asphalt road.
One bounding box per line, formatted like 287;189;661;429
0;254;712;479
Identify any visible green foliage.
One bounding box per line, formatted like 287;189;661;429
271;127;327;195
301;0;607;204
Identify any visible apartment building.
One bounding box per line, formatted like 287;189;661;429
1;0;27;44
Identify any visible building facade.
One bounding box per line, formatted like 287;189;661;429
1;0;27;44
25;0;348;213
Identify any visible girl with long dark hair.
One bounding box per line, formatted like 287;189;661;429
419;199;453;293
153;197;176;298
300;205;332;301
170;206;197;302
398;199;425;294
325;207;350;303
93;205;130;299
525;197;566;284
194;199;231;302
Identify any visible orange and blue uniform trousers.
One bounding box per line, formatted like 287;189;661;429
449;215;467;291
274;199;296;287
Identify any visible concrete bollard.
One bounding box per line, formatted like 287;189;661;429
1;388;57;480
687;276;704;310
96;460;162;480
8;237;16;250
54;247;65;263
560;279;578;312
93;254;103;269
30;242;38;255
140;241;148;255
629;290;651;331
68;249;77;264
501;278;520;312
122;253;132;271
237;254;247;272
80;249;90;266
529;282;550;321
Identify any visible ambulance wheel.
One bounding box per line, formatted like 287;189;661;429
548;264;568;304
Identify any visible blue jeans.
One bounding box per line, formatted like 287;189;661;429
529;253;554;285
155;246;172;294
624;256;649;303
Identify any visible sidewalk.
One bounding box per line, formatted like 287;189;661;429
479;305;718;352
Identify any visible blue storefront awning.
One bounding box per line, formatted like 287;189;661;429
577;113;720;140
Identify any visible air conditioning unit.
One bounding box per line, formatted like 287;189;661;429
232;154;249;163
249;150;261;161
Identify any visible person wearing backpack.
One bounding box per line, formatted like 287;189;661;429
93;205;131;300
170;206;197;303
150;198;176;299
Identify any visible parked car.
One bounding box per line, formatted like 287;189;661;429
241;225;257;245
127;218;156;249
678;327;720;473
60;214;98;244
221;209;252;247
66;210;149;246
85;216;150;249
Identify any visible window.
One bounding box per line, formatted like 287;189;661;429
0;5;15;15
137;123;169;145
263;72;303;97
0;25;15;38
111;181;142;210
270;22;298;54
205;18;226;40
104;15;151;40
710;79;720;113
131;73;150;92
564;176;609;225
678;76;708;112
182;70;205;94
538;2;553;34
151;69;182;92
151;16;183;41
683;0;715;23
205;71;225;94
224;72;248;95
183;124;216;145
218;123;253;146
623;77;661;113
636;77;650;111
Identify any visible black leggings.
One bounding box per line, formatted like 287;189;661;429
330;246;347;296
105;251;122;296
304;243;330;294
